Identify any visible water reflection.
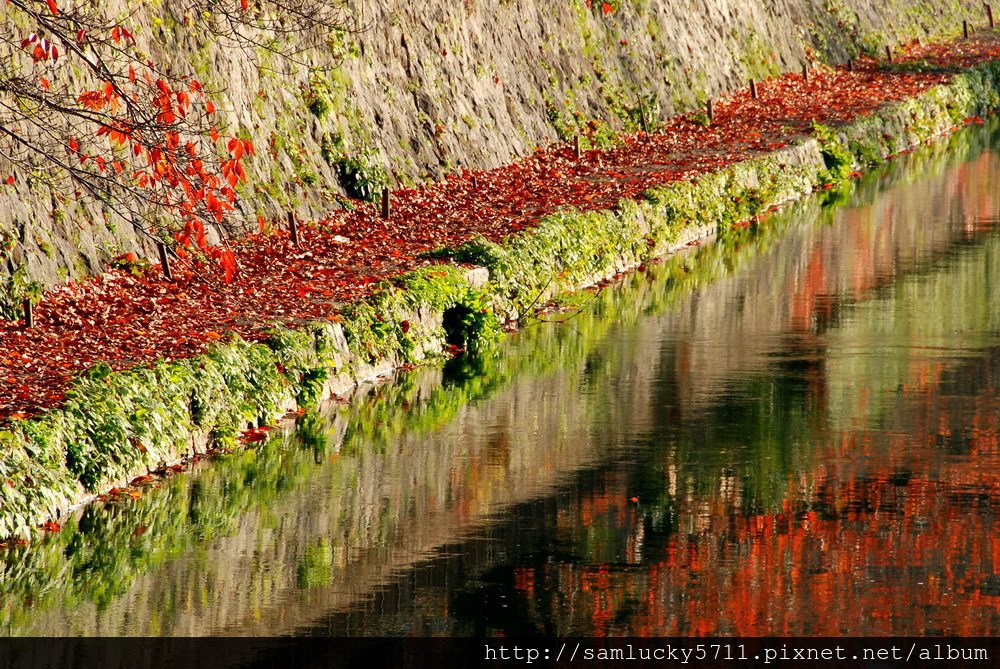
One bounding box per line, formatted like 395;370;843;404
3;122;1000;637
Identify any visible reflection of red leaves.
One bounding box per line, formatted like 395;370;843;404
240;426;272;443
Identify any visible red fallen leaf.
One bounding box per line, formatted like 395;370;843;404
629;496;639;503
134;525;147;536
41;521;61;532
400;320;411;334
45;0;58;15
602;1;613;15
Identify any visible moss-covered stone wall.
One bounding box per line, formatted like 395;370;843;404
0;0;989;302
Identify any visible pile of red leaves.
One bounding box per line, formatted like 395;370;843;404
2;34;999;423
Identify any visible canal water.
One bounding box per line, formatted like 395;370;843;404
2;122;1000;637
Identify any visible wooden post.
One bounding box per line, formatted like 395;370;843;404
637;95;650;140
287;210;299;246
471;174;479;190
380;187;391;220
801;63;809;83
989;4;996;29
847;58;854;72
157;242;172;281
574;133;581;158
885;45;893;64
750;78;758;100
706;99;714;123
22;299;33;329
964;19;970;38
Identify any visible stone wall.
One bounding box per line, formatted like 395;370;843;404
0;0;985;301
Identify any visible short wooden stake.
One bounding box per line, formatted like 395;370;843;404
706;99;714;123
22;299;33;328
750;78;758;99
157;242;172;281
964;19;970;38
380;187;390;220
637;95;651;140
471;174;479;189
802;63;809;83
287;210;299;246
885;45;893;63
989;4;996;29
574;133;581;158
847;58;854;72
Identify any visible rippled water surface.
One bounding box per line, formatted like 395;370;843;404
3;123;1000;637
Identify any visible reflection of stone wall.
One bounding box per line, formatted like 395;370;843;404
2;316;654;636
652;139;1000;419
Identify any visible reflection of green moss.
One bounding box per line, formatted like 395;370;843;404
297;538;334;588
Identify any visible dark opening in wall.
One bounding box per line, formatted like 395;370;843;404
442;304;474;347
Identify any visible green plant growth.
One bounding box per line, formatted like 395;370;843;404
0;265;43;321
321;133;389;202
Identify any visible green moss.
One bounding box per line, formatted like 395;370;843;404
813;122;856;181
738;32;780;80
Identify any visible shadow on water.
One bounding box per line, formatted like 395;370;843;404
3;120;1000;637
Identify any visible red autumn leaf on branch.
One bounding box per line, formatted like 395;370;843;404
602;2;614;15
